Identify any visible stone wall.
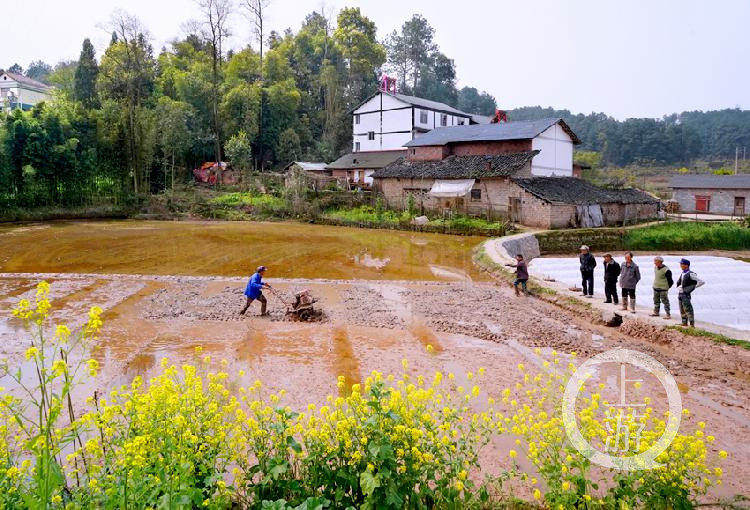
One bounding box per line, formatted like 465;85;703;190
673;188;750;215
535;227;628;254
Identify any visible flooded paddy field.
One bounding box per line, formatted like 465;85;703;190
0;220;487;281
1;220;750;498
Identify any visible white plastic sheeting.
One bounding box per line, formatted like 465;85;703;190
576;205;604;228
529;255;750;331
428;179;475;198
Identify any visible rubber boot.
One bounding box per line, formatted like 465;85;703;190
260;301;267;316
621;297;628;311
630;298;636;314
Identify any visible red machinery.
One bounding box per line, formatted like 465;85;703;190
489;109;508;124
193;161;237;185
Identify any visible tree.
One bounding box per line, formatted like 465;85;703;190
6;63;23;75
334;7;385;104
225;130;254;178
25;61;52;84
155;97;194;189
385;15;437;93
457;87;497;115
47;61;78;99
193;0;233;169
242;0;271;167
414;52;457;107
276;127;301;165
98;11;156;193
74;39;99;108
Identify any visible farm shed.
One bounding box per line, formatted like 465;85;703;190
669;174;750;216
510;177;659;229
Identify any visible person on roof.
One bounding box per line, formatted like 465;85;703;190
240;266;272;316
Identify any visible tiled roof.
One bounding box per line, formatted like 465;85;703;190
327;150;405;170
284;161;328;172
512;177;658;205
1;72;51;90
404;118;581;147
669;174;750;190
372;151;538;179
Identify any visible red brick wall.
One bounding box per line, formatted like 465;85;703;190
407;140;533;161
408;146;449;161
450;140;533;156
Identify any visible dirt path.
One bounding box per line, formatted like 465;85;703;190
1;273;748;499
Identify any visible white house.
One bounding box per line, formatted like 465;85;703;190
0;72;52;112
350;91;488;153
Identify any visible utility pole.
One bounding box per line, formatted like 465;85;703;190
735;146;739;174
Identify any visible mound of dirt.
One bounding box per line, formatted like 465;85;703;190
619;320;682;344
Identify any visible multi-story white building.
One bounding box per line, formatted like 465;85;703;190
327;90;487;186
350;91;488;153
1;72;52;112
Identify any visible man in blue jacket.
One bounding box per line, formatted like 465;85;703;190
240;266;272;316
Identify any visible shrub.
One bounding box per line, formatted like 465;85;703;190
624;221;750;251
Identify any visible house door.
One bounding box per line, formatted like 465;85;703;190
509;197;521;222
735;197;746;216
695;195;710;213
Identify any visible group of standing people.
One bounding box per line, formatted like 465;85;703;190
579;246;705;326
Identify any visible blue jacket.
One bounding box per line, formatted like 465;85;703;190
244;272;264;299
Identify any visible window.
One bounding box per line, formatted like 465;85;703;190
410;148;416;155
419;110;428;124
440;114;448;126
470;189;482;201
355;114;360;124
354;142;360;152
368;131;375;140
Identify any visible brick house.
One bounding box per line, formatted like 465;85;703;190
372;118;659;228
510;178;659;228
403;118;580;176
669;174;750;216
327;150;405;187
373;152;537;217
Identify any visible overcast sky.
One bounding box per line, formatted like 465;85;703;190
4;0;748;119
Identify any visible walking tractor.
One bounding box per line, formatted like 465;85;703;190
269;287;322;321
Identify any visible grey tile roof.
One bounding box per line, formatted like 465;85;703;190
327;150;406;170
405;118;581;147
669;174;750;190
512;177;658;205
372;151;538;179
284;161;328;172
1;71;51;90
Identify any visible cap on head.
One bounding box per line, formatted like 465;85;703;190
654;256;664;262
580;245;589;251
680;258;690;266
257;265;267;273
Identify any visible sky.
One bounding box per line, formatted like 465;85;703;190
3;0;748;119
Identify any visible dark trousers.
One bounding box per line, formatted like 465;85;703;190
581;269;594;295
604;280;618;303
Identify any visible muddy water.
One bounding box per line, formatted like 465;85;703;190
0;220;487;281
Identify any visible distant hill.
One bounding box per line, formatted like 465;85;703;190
504;106;750;167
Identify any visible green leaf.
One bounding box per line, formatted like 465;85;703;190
360;470;380;497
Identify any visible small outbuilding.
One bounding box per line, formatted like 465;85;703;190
510;177;660;228
283;161;335;191
669;174;750;216
327;150;405;187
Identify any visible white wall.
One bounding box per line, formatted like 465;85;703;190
351;93;472;152
531;123;574;176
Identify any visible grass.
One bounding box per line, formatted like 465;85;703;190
324;206;509;234
209;191;285;209
667;325;750;350
624;221;750;251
